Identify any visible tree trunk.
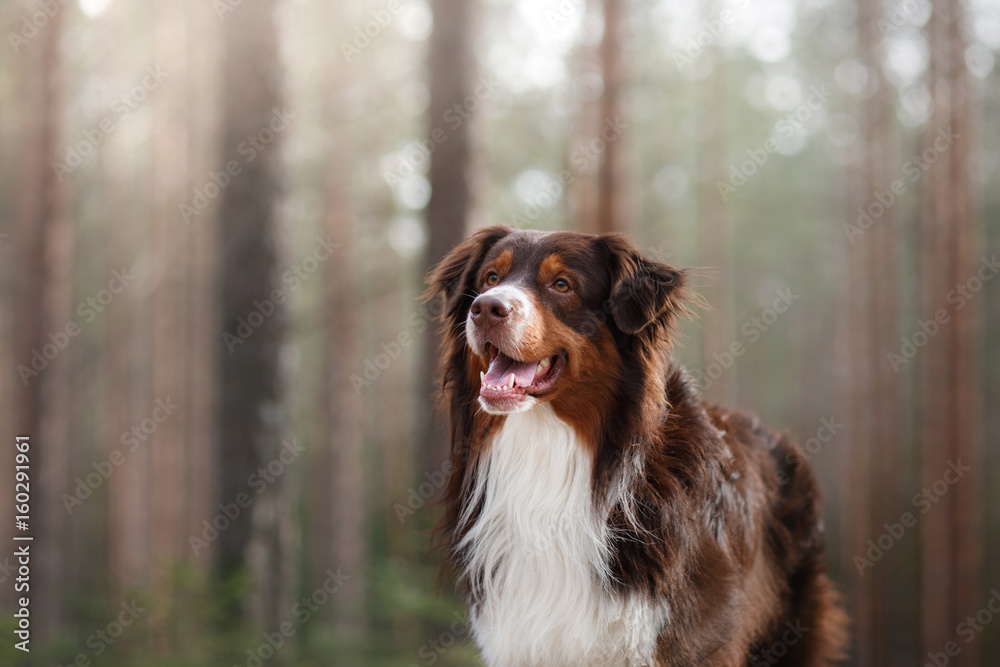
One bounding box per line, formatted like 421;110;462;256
420;0;477;477
919;1;981;664
183;0;221;574
102;0;150;599
852;0;907;661
596;0;628;234
14;7;68;640
0;203;11;614
324;105;367;641
148;0;190;647
217;0;294;631
566;0;602;235
698;21;734;406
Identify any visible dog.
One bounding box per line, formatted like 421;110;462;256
427;226;849;666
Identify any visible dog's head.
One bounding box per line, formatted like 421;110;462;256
428;226;688;415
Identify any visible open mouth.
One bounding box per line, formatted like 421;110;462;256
478;343;565;410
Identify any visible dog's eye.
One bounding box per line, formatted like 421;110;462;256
553;278;570;293
485;272;499;287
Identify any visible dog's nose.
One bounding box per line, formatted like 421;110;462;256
470;294;512;328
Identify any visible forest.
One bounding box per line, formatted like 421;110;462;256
0;0;998;665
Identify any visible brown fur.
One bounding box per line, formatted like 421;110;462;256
426;227;849;666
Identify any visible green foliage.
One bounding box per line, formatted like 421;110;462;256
5;558;480;667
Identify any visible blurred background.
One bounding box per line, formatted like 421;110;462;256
0;0;998;665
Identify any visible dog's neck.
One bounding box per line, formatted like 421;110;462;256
457;403;666;667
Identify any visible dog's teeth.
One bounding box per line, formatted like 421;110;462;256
480;371;485;384
537;357;550;374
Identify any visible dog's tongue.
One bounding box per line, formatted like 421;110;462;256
484;352;537;387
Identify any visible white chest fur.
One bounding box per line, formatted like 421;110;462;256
458;404;667;667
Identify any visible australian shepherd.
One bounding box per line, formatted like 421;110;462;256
427;226;849;666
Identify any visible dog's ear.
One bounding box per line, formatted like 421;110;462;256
599;234;689;339
425;225;514;321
